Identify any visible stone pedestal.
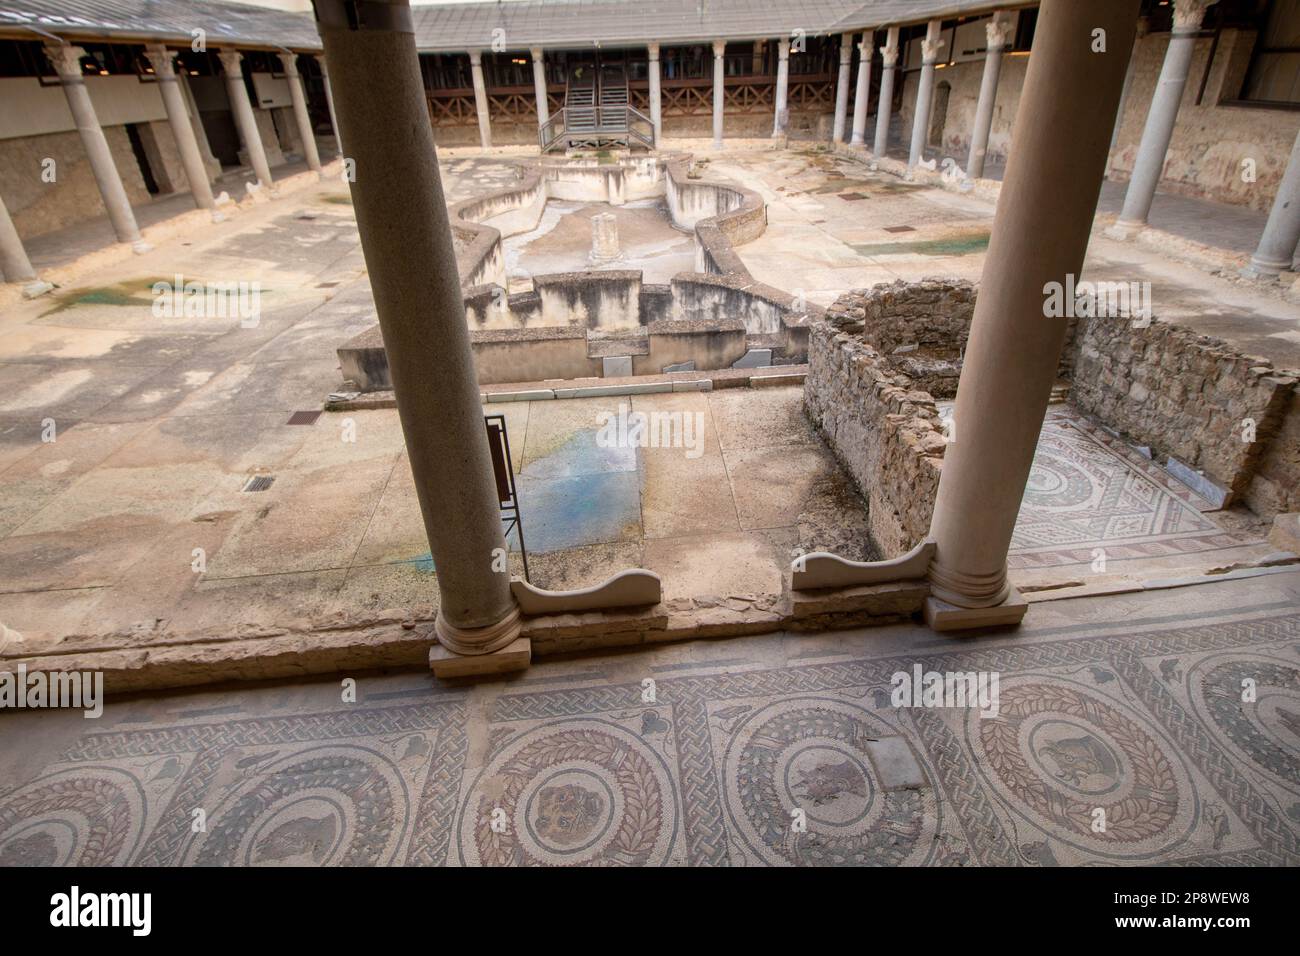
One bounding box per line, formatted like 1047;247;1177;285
590;212;622;263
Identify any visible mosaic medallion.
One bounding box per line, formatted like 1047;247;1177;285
1187;654;1300;794
1023;449;1095;510
457;719;679;866
721;697;937;865
969;677;1197;859
181;745;410;866
0;767;147;866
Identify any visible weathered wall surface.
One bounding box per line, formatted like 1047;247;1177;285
896;54;1030;169
804;318;947;558
1067;315;1298;502
1244;383;1300;519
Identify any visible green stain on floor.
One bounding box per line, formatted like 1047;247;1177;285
39;278;172;316
321;193;354;205
852;231;991;258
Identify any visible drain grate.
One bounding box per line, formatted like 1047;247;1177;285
242;475;275;493
286;410;321;425
883;225;916;233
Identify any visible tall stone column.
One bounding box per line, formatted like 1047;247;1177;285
1243;127;1300;279
179;70;222;178
44;43;148;252
315;54;343;155
647;42;662;147
312;0;522;666
924;0;1139;630
772;37;790;137
1112;0;1214;233
965;12;1013;180
0;194;51;296
906;20;944;173
281;52;322;174
849;32;873;147
873;28;899;159
143;44;220;219
832;32;854;143
469;50;492;150
712;39;726;149
1104;24;1145;180
218;49;275;190
530;47;549;132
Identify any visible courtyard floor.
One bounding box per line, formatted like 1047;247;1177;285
1;567;1296;865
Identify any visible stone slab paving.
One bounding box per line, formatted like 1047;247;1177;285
1;569;1296;866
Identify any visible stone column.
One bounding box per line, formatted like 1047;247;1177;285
712;39;726;149
647;42;662;147
44;43;149;252
1104;24;1145;179
144;44;220;219
1113;0;1214;233
469;50;492;149
530;47;549;132
281;52;322;173
316;54;343;156
873;28;899;159
849;32;873;146
218;49;275;190
832;32;854;143
1243;127;1300;279
965;12;1013;180
313;0;521;665
907;20;944;173
772;37;790;137
179;70;222;179
0;194;51;296
924;0;1139;630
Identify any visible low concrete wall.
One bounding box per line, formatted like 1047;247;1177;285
638;319;749;374
536;271;642;330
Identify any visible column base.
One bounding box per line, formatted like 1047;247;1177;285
130;240;153;254
1239;258;1286;281
923;588;1028;632
434;604;522;656
430;636;531;679
21;280;53;299
1103;220;1143;241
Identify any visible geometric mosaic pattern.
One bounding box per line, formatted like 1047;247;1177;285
1009;408;1256;570
2;611;1297;866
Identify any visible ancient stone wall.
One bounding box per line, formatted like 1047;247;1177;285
803;318;947;558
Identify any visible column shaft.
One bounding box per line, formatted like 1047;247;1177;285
45;44;146;250
772;38;790;137
648;42;662;147
0;193;39;284
1117;0;1212;227
469;50;492;150
282;53;322;172
1244;127;1300;278
316;56;343;155
218;49;274;189
849;32;872;146
965;14;1012;180
179;71;222;178
313;0;518;653
832;32;853;143
907;20;943;171
530;47;549;131
873;28;899;158
712;40;726;148
144;44;217;214
927;0;1139;615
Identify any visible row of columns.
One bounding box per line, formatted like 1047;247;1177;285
2;42;343;290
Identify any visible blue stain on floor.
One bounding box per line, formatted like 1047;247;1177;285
517;470;642;553
521;428;637;480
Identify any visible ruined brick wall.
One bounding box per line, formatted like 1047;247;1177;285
803;319;947;558
1244;383;1300;519
1067;316;1297;503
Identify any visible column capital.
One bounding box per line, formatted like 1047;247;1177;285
280;51;301;78
44;43;86;78
986;12;1015;50
712;39;726;58
314;53;329;76
646;41;659;60
839;32;854;64
217;48;244;74
143;43;177;77
777;37;790;58
468;49;483;66
921;36;944;64
880;45;899;68
530;46;544;61
1172;0;1214;33
857;32;872;57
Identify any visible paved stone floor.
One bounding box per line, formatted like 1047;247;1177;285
1;568;1297;866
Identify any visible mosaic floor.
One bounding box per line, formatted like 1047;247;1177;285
2;571;1297;866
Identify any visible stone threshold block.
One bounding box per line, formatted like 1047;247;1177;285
430;637;531;678
923;588;1028;632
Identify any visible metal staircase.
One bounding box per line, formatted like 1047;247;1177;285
540;62;654;153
